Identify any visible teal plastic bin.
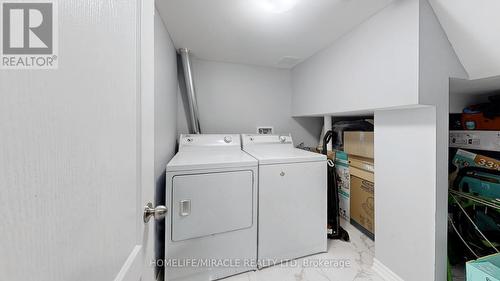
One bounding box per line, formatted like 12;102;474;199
466;253;500;281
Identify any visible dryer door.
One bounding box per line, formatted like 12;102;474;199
171;170;254;241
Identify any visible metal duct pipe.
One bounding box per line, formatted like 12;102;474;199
179;48;201;134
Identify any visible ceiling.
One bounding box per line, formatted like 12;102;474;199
429;0;500;79
158;0;500;79
157;0;393;68
450;76;500;96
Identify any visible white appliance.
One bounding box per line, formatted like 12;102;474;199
449;130;500;152
165;134;258;281
242;134;327;268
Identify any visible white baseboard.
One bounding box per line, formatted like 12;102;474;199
372;258;404;281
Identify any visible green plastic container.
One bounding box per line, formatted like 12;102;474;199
466;253;500;281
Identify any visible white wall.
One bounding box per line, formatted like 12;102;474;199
178;59;323;147
374;106;437;281
290;0;469;280
154;10;178;198
291;0;420;116
429;0;500;79
153;8;178;272
418;1;468;280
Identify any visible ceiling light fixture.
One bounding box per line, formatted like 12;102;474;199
258;0;299;13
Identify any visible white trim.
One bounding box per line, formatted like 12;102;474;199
114;246;143;281
138;1;156;281
372;258;405;281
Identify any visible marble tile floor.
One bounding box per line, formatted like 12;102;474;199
223;220;384;281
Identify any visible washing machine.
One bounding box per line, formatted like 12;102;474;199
165;134;258;281
242;134;327;268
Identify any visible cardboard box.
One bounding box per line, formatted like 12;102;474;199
452;149;500;171
450;149;500;187
335;151;350;220
344;132;374;159
466;253;500;281
349;155;374;239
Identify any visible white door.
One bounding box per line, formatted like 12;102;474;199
0;1;158;281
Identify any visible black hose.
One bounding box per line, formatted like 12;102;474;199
322;130;333;156
323;130;350;241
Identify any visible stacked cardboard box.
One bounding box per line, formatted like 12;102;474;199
344;132;375;240
344;131;374;158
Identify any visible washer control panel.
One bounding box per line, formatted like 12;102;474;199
241;134;293;147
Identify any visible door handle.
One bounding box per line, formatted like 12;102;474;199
143;202;168;223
